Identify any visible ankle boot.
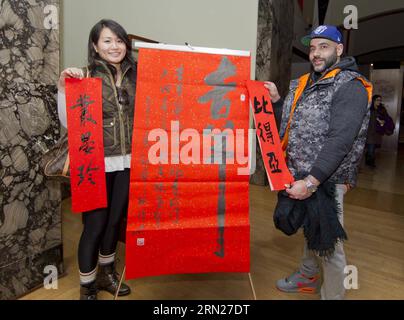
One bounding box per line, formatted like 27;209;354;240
96;263;131;296
80;281;98;300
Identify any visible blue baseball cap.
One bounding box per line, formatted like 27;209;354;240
301;25;343;46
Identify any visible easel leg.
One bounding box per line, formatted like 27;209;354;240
114;265;126;300
248;273;257;300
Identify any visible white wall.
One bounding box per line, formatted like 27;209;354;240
61;0;259;78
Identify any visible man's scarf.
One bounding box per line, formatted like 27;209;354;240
273;180;348;258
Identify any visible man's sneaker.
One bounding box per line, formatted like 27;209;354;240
276;270;320;294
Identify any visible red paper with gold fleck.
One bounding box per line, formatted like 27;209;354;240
246;80;294;191
65;78;107;213
126;48;250;279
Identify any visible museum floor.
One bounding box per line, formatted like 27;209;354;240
22;147;404;300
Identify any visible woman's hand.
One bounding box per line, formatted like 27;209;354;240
376;118;385;126
58;67;84;92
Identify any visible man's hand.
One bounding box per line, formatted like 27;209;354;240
285;180;311;200
264;81;281;103
286;175;320;200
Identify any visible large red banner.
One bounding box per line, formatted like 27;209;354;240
126;47;250;279
247;80;294;190
65;78;107;213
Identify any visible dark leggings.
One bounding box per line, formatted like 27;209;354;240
78;169;130;273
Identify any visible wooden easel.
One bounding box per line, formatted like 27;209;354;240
114;267;257;300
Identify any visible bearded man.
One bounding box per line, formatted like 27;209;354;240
265;25;372;300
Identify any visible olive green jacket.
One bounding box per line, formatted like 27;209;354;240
83;59;137;156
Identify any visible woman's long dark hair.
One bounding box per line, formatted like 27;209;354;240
87;19;135;75
372;95;382;104
371;94;382;111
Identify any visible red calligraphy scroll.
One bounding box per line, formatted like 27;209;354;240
126;46;250;279
246;80;294;190
65;78;107;213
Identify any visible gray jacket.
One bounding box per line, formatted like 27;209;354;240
275;57;371;186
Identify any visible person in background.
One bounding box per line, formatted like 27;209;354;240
365;95;394;167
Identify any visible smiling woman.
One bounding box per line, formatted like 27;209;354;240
87;19;135;82
93;28;127;66
56;19;137;300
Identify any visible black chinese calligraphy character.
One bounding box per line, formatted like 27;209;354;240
267;152;282;173
253;95;273;114
258;122;275;144
77;161;99;186
79;132;95;155
161;69;168;79
160;85;170;94
135;209;147;232
263;122;275;144
138;197;146;205
258;123;265;142
199;57;238;259
69;94;96;126
141;169;148;181
198;56;236;119
157;197;164;209
176;65;184;82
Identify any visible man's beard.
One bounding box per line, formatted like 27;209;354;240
311;51;338;73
